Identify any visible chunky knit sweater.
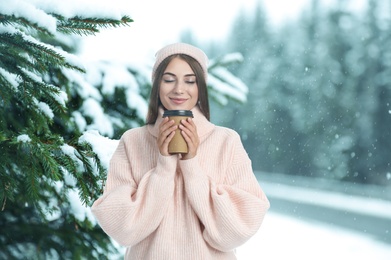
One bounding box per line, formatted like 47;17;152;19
91;107;270;260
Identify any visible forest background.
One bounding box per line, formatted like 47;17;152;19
204;0;391;186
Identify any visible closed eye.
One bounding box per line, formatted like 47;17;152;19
185;76;196;84
163;79;175;83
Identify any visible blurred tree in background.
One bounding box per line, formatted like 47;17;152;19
212;0;391;185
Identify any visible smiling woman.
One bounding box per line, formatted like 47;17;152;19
148;43;209;122
91;42;270;259
159;57;199;110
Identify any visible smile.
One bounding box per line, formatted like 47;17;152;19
170;98;188;104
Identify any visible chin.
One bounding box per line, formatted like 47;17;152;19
165;104;195;111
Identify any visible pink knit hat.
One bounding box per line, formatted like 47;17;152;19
152;43;209;83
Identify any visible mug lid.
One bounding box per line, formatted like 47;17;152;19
163;110;193;117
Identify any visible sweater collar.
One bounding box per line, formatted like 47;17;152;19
147;106;215;141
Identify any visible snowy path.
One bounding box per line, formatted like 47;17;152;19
236;211;391;259
236;179;391;259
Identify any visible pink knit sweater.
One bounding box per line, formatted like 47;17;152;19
91;107;270;259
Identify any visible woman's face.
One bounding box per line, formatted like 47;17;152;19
159;57;199;111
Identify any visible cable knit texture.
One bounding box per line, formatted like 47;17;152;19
91;106;270;260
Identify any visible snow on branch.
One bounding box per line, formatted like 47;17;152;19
0;0;57;33
208;53;249;104
0;0;133;36
209;52;244;67
211;66;248;94
78;130;119;170
0;67;19;89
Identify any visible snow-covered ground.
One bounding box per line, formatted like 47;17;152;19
236;180;391;260
237;211;391;260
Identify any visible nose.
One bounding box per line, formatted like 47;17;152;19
173;80;184;94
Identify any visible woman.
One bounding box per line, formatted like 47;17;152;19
91;43;270;259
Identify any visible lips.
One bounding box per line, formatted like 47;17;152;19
170;98;187;104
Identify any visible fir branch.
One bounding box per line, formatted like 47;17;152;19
0;71;17;107
56;21;99;36
1;196;6;211
0;31;84;74
38;146;61;181
76;15;134;28
71;141;104;206
59;154;79;184
17;68;59;109
24;152;41;201
0;165;13;210
0;131;7;142
0;14;54;36
0;49;38;76
1;32;65;71
55;15;133;36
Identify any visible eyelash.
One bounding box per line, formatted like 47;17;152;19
163;79;196;84
163;79;174;83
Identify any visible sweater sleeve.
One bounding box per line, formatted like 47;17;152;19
179;132;270;252
91;135;177;247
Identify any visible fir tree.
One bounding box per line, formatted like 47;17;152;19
0;2;133;258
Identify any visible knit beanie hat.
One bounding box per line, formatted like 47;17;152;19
151;43;208;83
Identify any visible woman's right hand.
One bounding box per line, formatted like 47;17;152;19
158;117;177;156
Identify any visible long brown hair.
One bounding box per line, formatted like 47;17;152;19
146;54;210;124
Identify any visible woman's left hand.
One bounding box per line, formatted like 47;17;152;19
179;118;199;160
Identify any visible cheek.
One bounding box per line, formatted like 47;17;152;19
193;87;199;100
158;87;163;99
189;87;199;107
159;85;168;99
158;85;171;108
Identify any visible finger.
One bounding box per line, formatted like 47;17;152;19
162;130;176;147
159;119;176;137
180;118;196;130
158;118;179;152
159;117;173;132
158;125;177;146
180;119;199;149
179;119;197;140
180;129;194;145
159;130;176;156
180;130;198;159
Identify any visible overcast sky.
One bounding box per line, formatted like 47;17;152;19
80;0;308;62
80;0;367;64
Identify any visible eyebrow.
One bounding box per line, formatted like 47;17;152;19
163;72;196;77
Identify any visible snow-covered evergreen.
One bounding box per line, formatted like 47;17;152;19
221;0;391;185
